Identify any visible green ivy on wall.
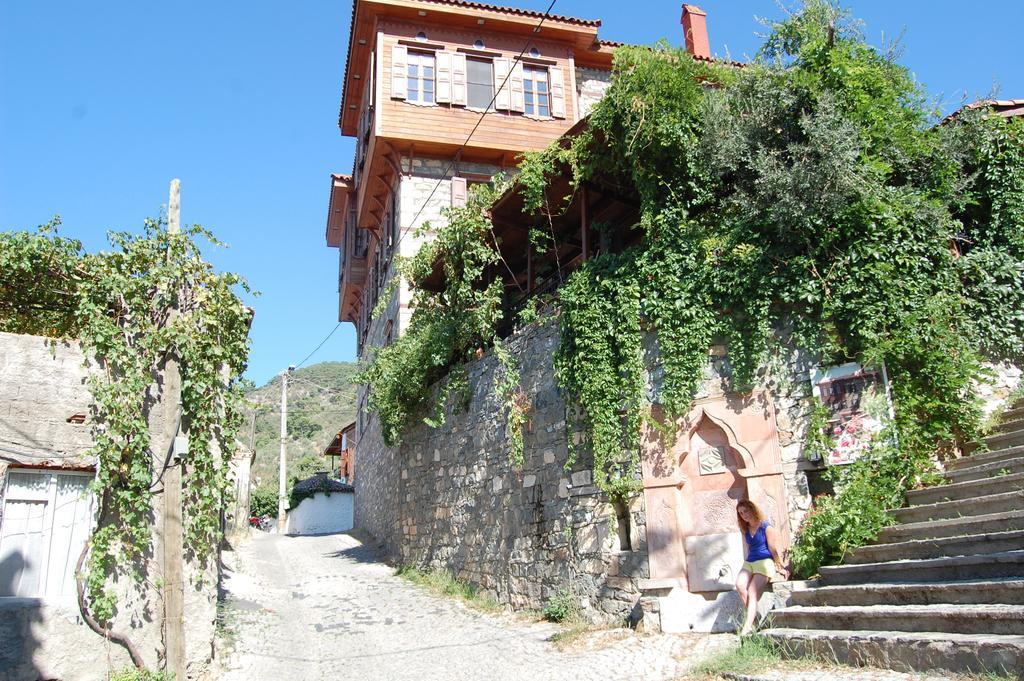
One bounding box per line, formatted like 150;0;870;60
357;1;1023;564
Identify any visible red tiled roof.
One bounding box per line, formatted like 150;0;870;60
595;38;745;69
406;0;599;27
943;99;1024;123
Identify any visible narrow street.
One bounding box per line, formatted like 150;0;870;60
216;531;732;681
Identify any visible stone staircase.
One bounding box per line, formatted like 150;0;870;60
762;400;1024;677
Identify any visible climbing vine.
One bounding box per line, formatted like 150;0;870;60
0;217;251;623
358;181;508;446
358;1;1023;553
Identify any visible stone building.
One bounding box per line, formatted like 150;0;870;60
323;0;820;632
0;331;219;680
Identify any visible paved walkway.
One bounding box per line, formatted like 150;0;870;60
216;531;731;681
214;532;964;681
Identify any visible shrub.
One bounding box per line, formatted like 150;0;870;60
249;484;277;519
542;589;580;623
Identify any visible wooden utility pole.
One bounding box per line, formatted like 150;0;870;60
278;368;290;532
162;179;187;681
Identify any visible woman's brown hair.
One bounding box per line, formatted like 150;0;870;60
736;499;765;532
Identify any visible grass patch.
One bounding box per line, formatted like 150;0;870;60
395;564;502;613
963;670;1022;681
692;635;786;678
549;620;594;648
110;669;173;681
214;595;239;652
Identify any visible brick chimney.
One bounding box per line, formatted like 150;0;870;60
681;4;711;60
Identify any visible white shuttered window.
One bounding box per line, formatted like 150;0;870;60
407;51;436;104
523;65;550;117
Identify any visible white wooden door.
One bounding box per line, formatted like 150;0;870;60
0;470;93;603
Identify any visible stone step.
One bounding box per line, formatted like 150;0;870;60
789;579;1024;608
890;490;1024;523
878;509;1024;543
760;628;1024;677
906;471;1024;506
769;604;1024;635
845;529;1024;565
985;426;1024;450
818;550;1024;586
946;444;1024;471
944;456;1024;484
994;416;1024;433
998;406;1024;423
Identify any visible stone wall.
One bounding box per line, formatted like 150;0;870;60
353;312;827;626
575;66;611;118
356;319;649;621
978;361;1023;421
0;332;96;470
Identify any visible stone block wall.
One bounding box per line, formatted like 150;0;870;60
0;332;96;469
575;66;611;119
355;319;650;620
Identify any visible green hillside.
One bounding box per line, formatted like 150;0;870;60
242;361;359;499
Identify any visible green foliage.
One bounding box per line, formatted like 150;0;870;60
693;634;783;677
395;564;500;613
493;340;529;468
523;2;1022;511
553;251;645;497
789;434;938;578
803;397;835;461
110;668;173;681
0;218;250;624
541;588;580;623
357;1;1024;547
287;412;323;439
249;484;278;518
0;217;86;336
358;182;508;447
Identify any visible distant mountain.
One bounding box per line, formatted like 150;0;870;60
241;361;359;489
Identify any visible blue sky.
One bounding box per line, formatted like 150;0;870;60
2;1;1022;386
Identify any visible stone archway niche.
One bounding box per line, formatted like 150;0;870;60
639;391;789;632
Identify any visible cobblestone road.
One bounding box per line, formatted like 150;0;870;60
215;532;959;681
216;531;732;681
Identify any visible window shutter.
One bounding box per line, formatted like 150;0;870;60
391;44;407;100
549;66;566;119
451;176;468;207
510;61;525;113
493;58;511;110
436;51;452;103
451;53;468;106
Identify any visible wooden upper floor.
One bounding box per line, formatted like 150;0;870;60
339;0;615;143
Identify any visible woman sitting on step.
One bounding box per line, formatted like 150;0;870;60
735;499;789;635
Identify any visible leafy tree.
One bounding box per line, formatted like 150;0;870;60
0;216;251;624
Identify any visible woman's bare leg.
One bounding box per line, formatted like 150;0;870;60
735;569;751;607
740;573;768;635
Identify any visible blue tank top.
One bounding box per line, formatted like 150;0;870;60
744;520;773;562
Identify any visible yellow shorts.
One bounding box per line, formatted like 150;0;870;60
742;558;777;579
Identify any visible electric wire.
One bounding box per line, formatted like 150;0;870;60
389;0;558;258
292;322;342;371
